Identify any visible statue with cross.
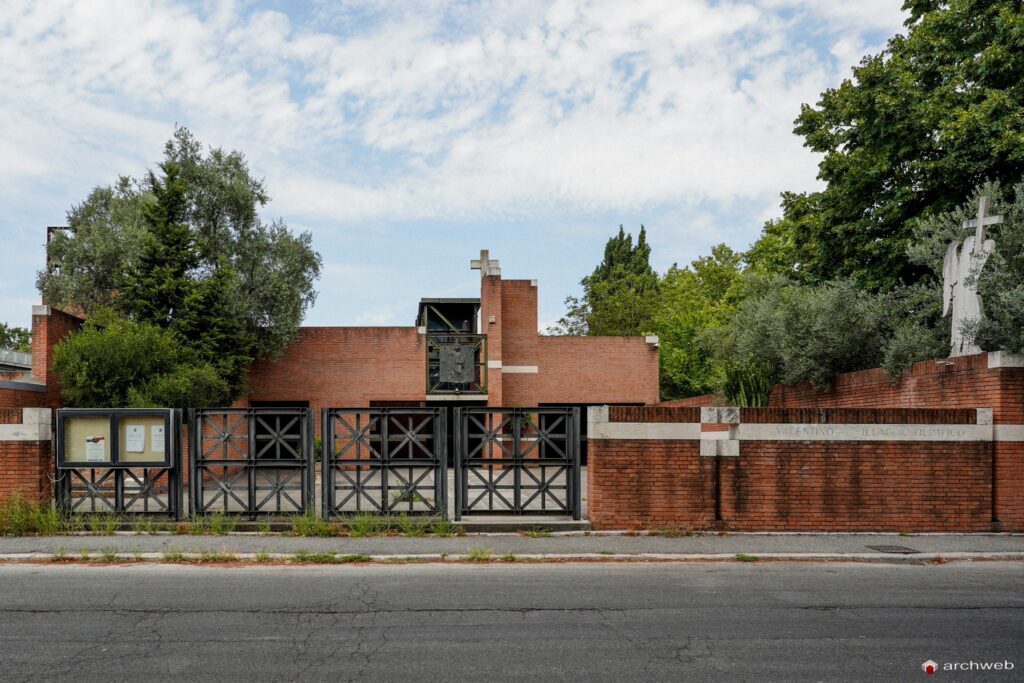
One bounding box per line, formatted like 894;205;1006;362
942;196;1002;357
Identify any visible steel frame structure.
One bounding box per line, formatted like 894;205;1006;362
453;407;580;520
426;333;487;395
189;408;314;519
322;408;447;517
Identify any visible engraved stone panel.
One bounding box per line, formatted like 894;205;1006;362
438;340;477;384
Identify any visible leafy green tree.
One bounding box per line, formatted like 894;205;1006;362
752;0;1024;289
550;226;659;336
705;278;947;402
655;245;745;399
0;323;31;352
37;127;321;359
52;312;229;408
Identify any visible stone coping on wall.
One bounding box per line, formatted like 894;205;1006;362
0;408;52;441
588;406;1024;457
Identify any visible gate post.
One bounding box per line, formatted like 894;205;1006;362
572;407;581;521
453;407;463;521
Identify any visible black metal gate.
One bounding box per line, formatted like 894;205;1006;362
454;407;580;520
190;408;314;518
323;408;446;516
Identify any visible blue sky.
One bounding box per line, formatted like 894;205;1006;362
0;0;906;331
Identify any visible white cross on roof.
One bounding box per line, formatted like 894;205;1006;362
470;249;501;277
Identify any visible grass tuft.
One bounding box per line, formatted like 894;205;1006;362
291;550;370;564
397;513;427;537
86;513;120;535
522;526;552;538
162;549;186;562
735;553;758;562
346;513;387;538
428;518;463;537
0;496;62;536
290;511;339;537
465;547;493;563
98;547;119;562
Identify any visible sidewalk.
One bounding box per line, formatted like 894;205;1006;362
1;532;1022;564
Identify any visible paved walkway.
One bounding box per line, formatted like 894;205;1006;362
1;532;1022;563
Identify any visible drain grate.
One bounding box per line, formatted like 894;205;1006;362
865;545;920;554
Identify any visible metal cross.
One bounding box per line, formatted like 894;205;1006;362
963;196;1003;245
470;249;501;277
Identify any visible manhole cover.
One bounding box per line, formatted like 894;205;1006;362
865;545;920;554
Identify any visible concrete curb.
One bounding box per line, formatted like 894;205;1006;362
2;552;1023;565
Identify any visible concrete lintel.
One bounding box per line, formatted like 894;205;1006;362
31;305;51;317
487;360;502;369
427;394;489;402
0;422;51;442
737;423;993;442
993;425;1024;442
590;421;701;440
501;365;538;374
988;351;1024;368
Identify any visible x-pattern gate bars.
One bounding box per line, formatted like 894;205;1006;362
454;407;580;520
191;408;314;519
324;408;447;516
63;463;178;516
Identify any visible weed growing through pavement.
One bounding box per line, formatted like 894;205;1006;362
501;553;518;562
290;511;339;537
87;514;120;535
522;526;552;538
291;550;370;564
465;547;492;562
347;513;387;537
162;549;186;562
397;514;427;536
735;553;758;562
0;496;62;536
255;551;272;563
429;518;464;537
99;548;119;562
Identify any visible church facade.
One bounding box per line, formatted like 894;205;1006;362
244;250;660;414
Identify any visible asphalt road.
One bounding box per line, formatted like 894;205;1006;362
0;562;1021;681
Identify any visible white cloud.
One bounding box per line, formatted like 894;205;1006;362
0;0;909;326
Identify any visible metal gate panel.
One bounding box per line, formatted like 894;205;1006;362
190;408;314;518
454;407;580;520
323;408;446;517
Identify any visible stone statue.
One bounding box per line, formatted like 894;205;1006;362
942;196;1001;357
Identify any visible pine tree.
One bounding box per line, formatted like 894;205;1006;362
120;162;197;326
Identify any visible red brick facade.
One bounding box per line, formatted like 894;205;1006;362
245;265;661;425
588;405;1018;531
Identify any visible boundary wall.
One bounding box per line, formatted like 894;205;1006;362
588;405;1024;531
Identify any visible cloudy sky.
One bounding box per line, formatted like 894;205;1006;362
0;0;907;331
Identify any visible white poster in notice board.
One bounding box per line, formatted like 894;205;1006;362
125;424;146;452
152;425;165;453
85;436;106;462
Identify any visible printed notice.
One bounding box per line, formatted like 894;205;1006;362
152;425;165;453
85;436;106;462
125;424;145;453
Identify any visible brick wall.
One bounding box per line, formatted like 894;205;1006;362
588;406;1013;531
244;271;660;417
0;409;53;503
770;352;1024;422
